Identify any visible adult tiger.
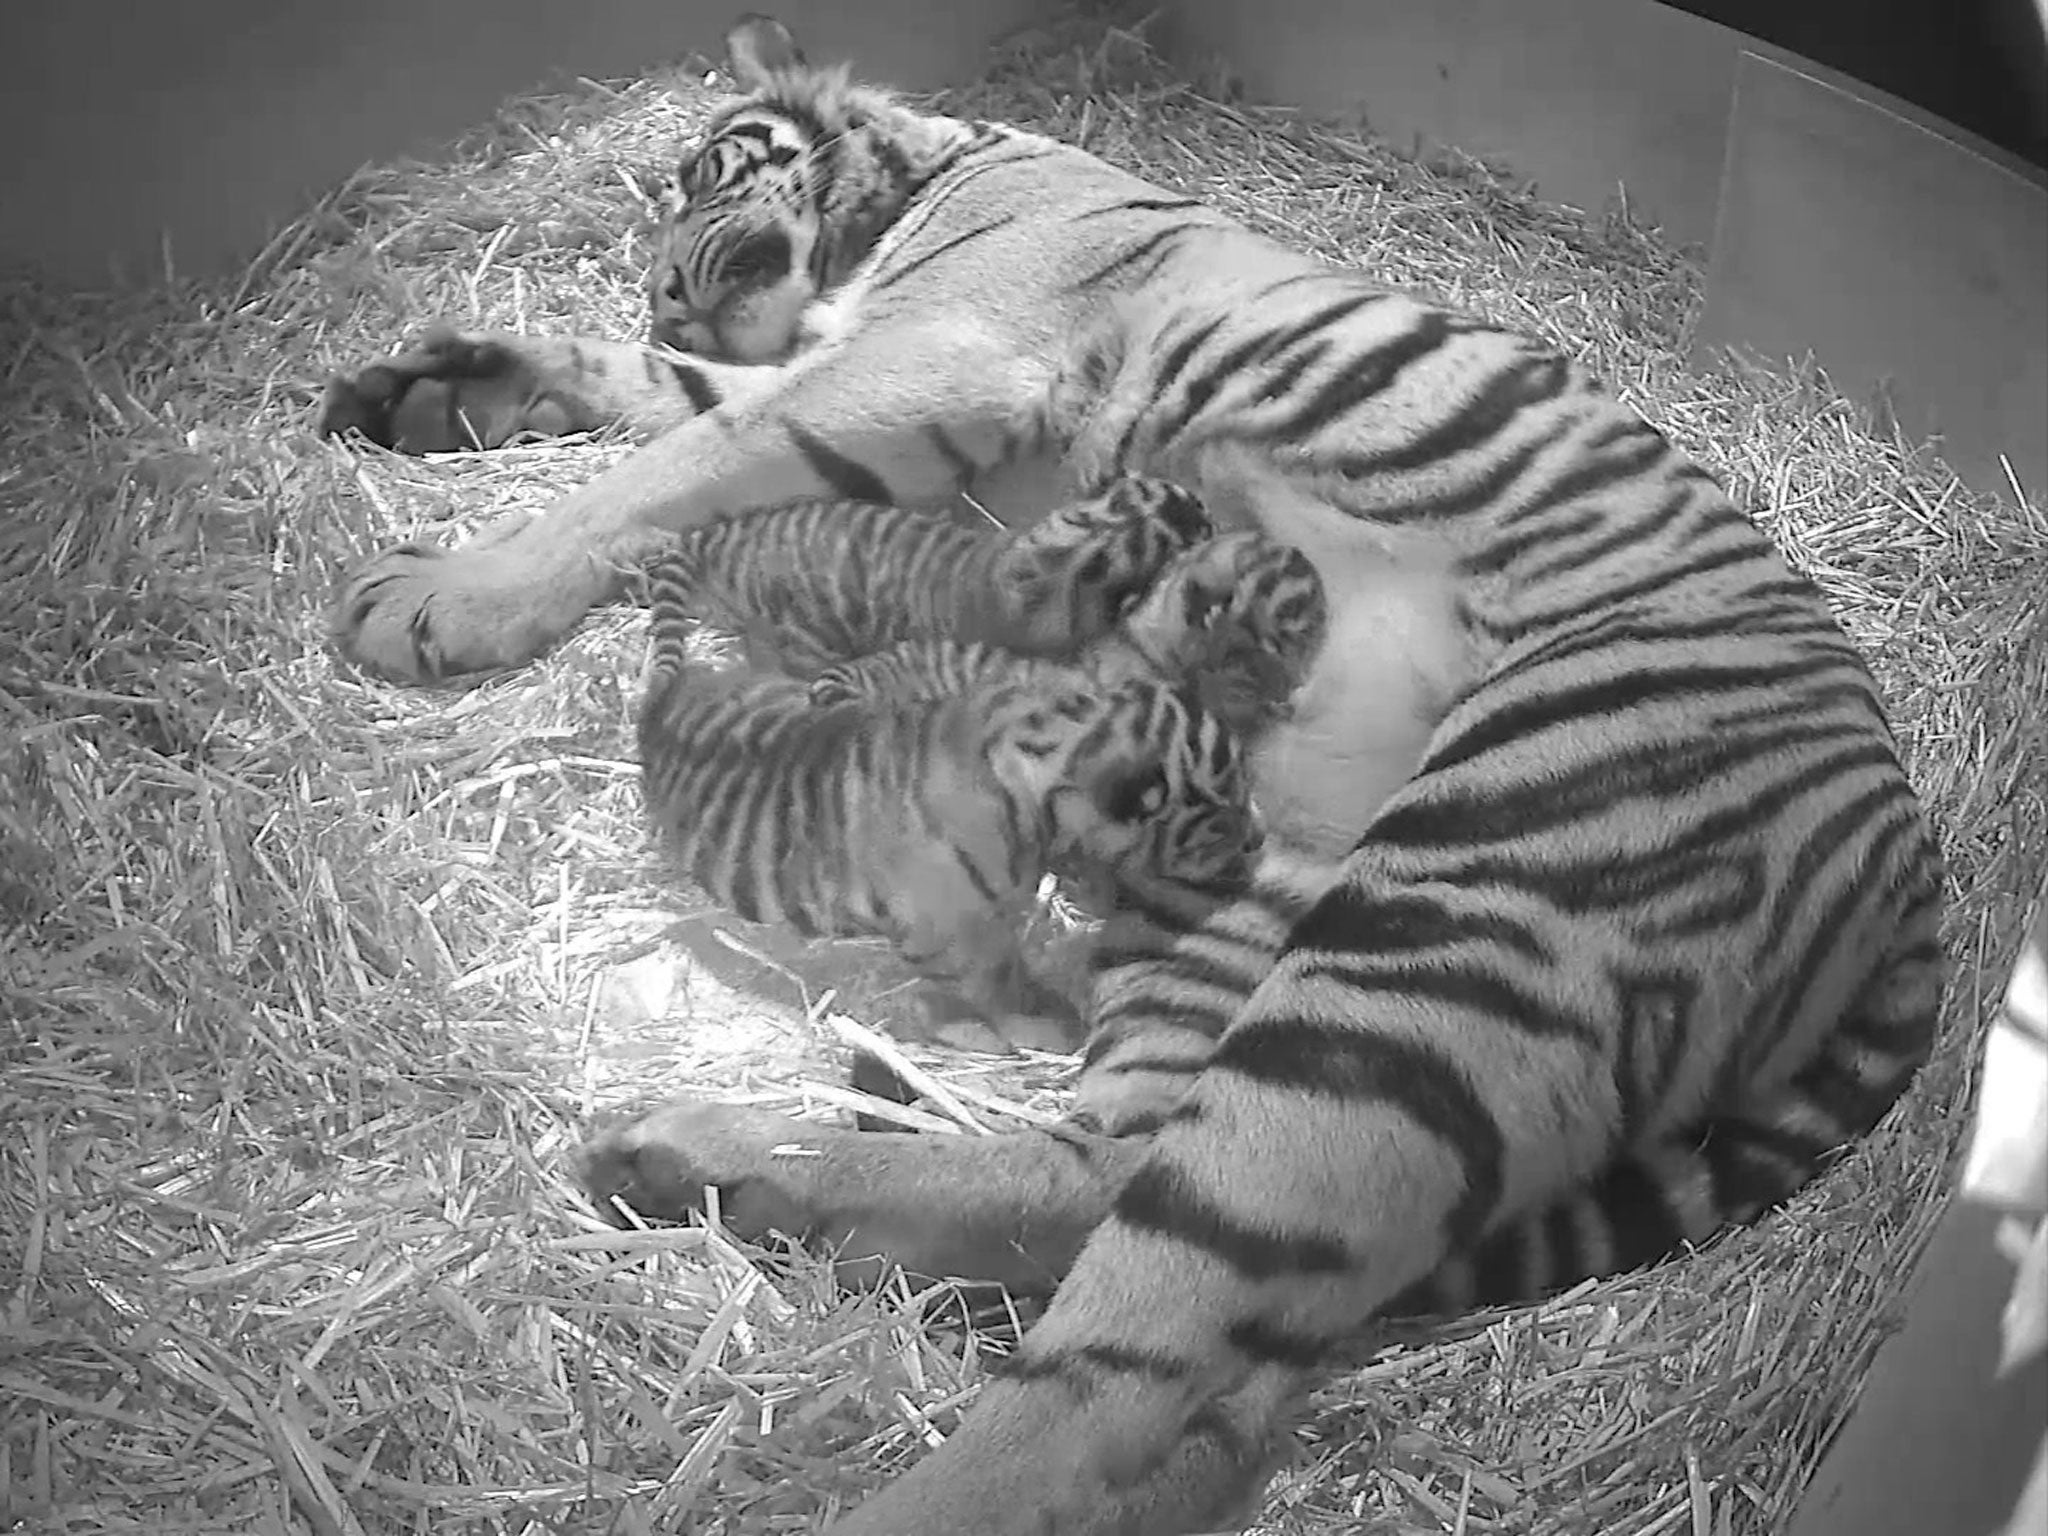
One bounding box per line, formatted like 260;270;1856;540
321;15;1946;1534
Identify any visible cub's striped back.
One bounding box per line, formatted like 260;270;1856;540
805;530;1329;733
808;638;1046;709
653;475;1211;682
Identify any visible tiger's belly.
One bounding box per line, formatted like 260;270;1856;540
1250;578;1467;858
966;449;1079;527
1216;463;1479;860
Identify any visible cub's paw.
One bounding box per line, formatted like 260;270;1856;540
1068;1071;1188;1138
317;326;581;453
576;1100;825;1242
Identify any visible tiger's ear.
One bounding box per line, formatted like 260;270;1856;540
725;14;806;87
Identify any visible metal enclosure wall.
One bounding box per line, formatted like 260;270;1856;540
1165;0;2048;507
0;0;1040;288
9;0;2037;504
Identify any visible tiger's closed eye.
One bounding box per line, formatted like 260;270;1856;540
724;231;791;285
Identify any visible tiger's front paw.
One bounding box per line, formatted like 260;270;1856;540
330;536;578;683
317;326;582;453
576;1100;827;1242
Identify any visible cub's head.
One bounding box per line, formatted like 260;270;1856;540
996;677;1260;900
993;476;1216;651
1105;531;1330;738
647;14;961;361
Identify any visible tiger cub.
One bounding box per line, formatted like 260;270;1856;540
654;474;1212;682
637;566;1258;1051
1095;530;1329;741
807;531;1329;736
801;533;1328;946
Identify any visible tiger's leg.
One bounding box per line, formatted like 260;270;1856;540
819;904;1621;1536
576;1101;1146;1295
317;327;757;453
820;748;1941;1535
326;333;798;682
329;319;1050;683
930;852;1948;1532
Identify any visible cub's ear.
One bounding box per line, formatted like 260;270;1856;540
725;14;806;87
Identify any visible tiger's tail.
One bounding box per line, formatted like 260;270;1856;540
639;548;716;714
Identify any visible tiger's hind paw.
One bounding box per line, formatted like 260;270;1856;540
317;326;578;453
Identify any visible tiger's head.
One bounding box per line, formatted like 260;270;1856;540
647;15;965;362
994;677;1261;902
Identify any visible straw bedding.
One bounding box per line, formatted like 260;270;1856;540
2;14;2043;1535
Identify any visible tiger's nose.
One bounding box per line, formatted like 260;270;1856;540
1229;816;1265;871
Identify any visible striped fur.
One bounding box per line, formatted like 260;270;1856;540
327;16;1947;1532
806;529;1329;735
650;474;1211;682
1092;530;1329;741
808;636;1040;708
638;552;1257;1053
